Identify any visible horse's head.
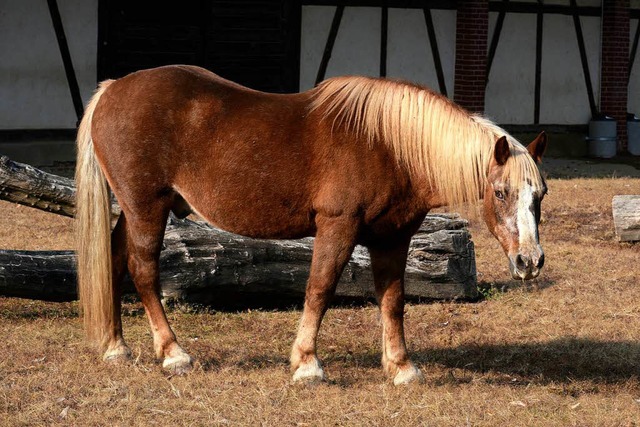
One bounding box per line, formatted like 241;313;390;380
483;132;547;280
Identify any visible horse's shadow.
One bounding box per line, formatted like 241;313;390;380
413;337;640;385
199;337;640;386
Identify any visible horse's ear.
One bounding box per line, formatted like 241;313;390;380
494;136;510;166
527;131;547;164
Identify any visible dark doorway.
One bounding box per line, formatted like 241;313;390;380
98;1;301;93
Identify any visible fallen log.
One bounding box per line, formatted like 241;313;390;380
0;155;120;218
0;214;477;304
612;195;640;242
0;155;478;304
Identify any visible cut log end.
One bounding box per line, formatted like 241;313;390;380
612;195;640;242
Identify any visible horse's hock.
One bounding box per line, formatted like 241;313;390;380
0;155;478;305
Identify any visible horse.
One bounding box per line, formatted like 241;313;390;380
75;65;547;385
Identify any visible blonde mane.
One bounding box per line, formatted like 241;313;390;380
310;76;543;207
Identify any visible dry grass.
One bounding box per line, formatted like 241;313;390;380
1;162;640;426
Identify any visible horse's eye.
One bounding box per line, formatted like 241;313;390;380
494;190;504;200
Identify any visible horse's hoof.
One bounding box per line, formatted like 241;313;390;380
292;358;325;384
163;351;193;375
102;344;132;363
393;363;424;385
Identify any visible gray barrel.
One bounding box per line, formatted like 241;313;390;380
587;116;617;158
628;114;640;156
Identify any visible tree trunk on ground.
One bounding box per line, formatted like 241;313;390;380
0;155;120;218
612;195;640;242
0;155;478;305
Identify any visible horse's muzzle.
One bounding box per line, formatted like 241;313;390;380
509;252;544;280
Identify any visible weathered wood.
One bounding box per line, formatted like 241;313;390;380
0;154;478;304
612;195;640;242
0;214;477;304
0;250;79;302
0;155;120;218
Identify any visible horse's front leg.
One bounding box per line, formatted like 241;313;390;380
369;240;424;385
290;215;359;383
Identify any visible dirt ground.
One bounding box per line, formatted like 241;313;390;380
542;157;640;179
0;156;639;426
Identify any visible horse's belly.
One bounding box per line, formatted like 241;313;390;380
184;191;315;240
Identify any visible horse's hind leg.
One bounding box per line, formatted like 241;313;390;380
125;205;192;374
290;215;358;383
103;214;133;362
369;239;424;385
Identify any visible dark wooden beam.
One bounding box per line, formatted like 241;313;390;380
486;0;508;84
630;19;640;77
46;0;84;123
301;0;607;16
303;0;457;9
380;5;388;77
534;0;543;124
423;8;448;96
315;6;345;85
570;0;597;116
490;1;600;16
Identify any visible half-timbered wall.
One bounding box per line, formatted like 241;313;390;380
1;0;639;132
0;0;98;129
301;2;613;125
300;6;457;95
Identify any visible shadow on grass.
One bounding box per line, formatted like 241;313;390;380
413;337;640;385
196;337;640;388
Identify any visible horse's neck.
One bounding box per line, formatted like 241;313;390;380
412;129;491;211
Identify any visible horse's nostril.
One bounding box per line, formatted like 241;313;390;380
515;254;530;271
536;253;545;269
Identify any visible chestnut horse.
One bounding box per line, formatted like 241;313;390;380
76;65;547;385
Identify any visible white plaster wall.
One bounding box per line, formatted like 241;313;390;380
487;11;601;124
0;2;625;129
300;6;381;91
387;9;456;94
302;6;603;125
539;15;601;124
300;6;455;93
326;7;381;80
485;12;536;124
0;0;98;129
300;6;336;91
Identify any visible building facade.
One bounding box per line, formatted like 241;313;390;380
1;0;639;151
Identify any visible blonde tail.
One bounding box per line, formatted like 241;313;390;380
75;79;115;349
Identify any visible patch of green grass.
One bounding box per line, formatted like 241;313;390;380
477;282;504;301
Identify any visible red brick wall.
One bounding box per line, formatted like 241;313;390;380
454;0;488;113
600;0;630;151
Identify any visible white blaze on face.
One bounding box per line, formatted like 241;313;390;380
517;183;538;249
